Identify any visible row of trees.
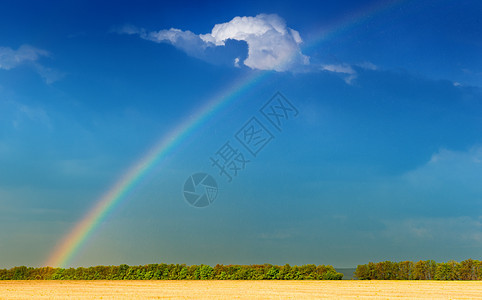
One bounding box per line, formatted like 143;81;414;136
355;259;482;280
0;264;343;280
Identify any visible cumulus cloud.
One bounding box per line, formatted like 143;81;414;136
118;14;309;72
199;14;308;71
0;45;62;83
118;14;380;82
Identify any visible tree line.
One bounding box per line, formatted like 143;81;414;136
0;264;343;280
355;259;482;280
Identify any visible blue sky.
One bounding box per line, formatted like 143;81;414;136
0;0;481;268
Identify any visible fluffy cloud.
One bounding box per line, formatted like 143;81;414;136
199;14;308;71
119;14;309;72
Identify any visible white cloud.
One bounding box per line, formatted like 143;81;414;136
404;146;482;187
200;14;308;71
322;64;357;84
116;24;144;36
358;146;482;244
322;64;355;74
357;61;378;70
427;147;482;164
118;14;381;82
119;14;309;72
0;45;62;83
118;24;210;60
32;64;64;84
0;45;48;70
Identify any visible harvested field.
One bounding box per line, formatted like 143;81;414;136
0;280;481;299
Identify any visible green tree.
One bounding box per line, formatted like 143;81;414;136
266;267;279;280
459;259;476;280
435;263;452;280
354;264;369;280
279;264;293;280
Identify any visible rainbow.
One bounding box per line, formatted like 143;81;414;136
303;0;405;53
45;70;268;267
45;0;406;268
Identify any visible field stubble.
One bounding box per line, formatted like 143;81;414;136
0;280;481;299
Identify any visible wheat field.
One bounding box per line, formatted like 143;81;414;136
0;280;481;299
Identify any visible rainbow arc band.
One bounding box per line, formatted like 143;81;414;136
45;71;267;267
45;0;406;268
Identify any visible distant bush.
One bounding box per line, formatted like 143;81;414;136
354;259;482;280
0;264;343;280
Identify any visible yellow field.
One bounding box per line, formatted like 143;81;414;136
0;280;481;299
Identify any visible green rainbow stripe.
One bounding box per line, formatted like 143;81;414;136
46;0;407;268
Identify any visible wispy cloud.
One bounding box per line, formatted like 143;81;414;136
356;61;378;70
404;146;482;187
321;64;357;84
0;98;52;129
32;64;64;84
0;45;49;70
0;45;63;83
382;216;482;243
